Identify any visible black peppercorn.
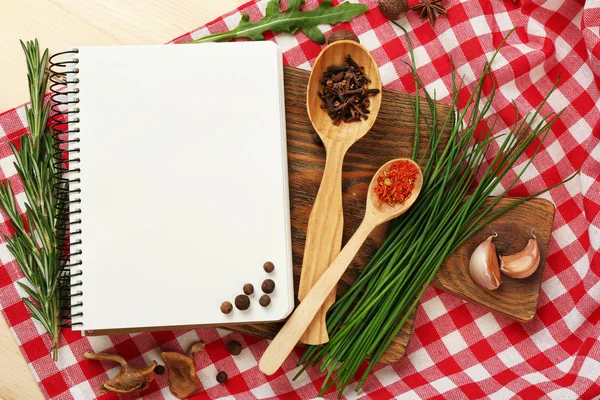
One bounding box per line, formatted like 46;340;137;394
227;340;243;356
216;371;228;383
243;283;254;295
259;294;271;307
220;301;233;314
235;294;250;310
261;279;275;294
154;365;165;375
263;261;275;273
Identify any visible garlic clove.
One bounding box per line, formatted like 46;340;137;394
469;236;501;290
500;238;540;279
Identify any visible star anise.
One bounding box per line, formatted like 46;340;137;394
411;0;446;26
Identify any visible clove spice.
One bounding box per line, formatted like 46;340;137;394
318;55;380;125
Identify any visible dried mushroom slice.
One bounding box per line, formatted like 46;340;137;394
83;351;157;394
162;341;205;399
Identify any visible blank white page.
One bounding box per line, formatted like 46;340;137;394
68;42;292;330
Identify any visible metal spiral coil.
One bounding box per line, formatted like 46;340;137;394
49;49;84;328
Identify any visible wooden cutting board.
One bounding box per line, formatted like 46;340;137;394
222;67;555;364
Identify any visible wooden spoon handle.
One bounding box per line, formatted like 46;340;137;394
259;218;376;376
298;141;346;345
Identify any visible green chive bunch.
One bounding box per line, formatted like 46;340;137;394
295;27;576;397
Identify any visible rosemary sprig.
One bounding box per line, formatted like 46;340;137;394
0;40;62;360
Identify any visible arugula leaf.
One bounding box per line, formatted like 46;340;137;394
192;0;367;44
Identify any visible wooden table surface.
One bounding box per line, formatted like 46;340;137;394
0;1;245;398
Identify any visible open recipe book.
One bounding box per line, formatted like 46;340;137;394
52;42;293;333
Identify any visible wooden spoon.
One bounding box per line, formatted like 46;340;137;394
299;40;382;345
260;158;423;375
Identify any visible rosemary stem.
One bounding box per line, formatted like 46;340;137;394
0;40;63;361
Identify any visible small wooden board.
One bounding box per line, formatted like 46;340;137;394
222;67;555;363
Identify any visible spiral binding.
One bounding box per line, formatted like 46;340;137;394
49;49;84;328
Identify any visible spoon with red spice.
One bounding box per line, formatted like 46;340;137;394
259;158;422;375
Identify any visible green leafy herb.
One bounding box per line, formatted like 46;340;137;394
295;25;577;396
0;40;62;360
191;0;368;44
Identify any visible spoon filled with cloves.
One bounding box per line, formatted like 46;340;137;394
300;40;382;346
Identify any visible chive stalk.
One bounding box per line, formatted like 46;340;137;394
295;26;577;397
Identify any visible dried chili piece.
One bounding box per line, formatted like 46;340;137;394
374;160;419;207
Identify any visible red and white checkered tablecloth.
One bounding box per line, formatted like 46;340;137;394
1;0;599;398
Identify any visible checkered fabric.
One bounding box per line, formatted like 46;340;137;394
1;0;599;398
